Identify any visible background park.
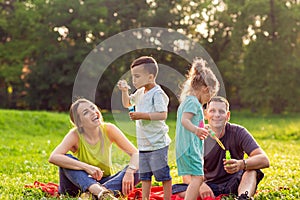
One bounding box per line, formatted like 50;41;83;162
0;0;299;199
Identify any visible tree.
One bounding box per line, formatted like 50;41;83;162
241;0;300;113
0;0;299;113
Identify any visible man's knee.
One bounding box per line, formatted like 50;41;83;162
243;170;257;177
241;170;257;183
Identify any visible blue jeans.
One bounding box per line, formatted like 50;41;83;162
58;154;140;196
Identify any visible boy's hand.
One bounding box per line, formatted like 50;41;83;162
117;80;131;91
129;112;142;120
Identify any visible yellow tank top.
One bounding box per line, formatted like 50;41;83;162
73;123;113;177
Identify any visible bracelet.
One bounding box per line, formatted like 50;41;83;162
243;159;247;170
128;164;137;171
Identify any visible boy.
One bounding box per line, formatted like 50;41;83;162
118;56;172;200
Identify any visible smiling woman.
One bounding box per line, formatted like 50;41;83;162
48;98;140;199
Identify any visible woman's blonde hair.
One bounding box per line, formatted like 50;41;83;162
179;58;220;102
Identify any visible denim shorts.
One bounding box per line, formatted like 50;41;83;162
139;146;172;182
171;169;264;195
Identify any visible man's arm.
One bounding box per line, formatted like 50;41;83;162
224;147;270;173
242;148;270;170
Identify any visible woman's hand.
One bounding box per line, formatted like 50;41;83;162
223;159;243;174
122;169;135;195
85;165;104;181
199;182;215;199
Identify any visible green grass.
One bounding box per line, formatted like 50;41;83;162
0;109;299;199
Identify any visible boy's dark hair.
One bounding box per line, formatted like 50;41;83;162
130;56;158;77
207;96;230;111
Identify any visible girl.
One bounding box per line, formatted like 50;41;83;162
175;58;220;200
49;98;139;199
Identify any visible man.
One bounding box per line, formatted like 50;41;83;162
173;96;270;200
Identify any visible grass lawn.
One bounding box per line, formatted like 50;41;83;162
0;109;299;199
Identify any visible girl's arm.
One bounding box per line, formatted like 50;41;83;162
181;112;198;133
181;112;208;140
48;129;104;180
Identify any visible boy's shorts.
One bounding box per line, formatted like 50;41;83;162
139;146;172;182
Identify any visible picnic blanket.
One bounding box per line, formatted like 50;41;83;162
25;181;59;197
25;181;226;199
127;186;227;200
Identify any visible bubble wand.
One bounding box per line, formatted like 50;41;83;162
208;127;226;150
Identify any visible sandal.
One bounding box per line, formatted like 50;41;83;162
97;190;118;200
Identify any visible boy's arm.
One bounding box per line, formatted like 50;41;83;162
129;111;167;120
118;80;131;108
121;90;131;108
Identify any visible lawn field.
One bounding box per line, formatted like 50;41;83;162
0;109;299;199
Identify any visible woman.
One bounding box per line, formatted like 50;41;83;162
49;98;139;199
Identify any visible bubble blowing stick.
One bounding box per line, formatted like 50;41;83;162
207;127;226;150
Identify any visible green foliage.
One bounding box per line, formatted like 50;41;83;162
0;109;299;199
241;0;300;114
0;0;300;112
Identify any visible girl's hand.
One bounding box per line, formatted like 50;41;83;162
194;127;208;140
122;169;135;195
85;165;103;181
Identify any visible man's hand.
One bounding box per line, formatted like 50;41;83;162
223;159;244;174
199;182;215;199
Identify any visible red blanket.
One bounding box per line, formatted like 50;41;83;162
25;181;59;197
127;186;226;200
25;182;225;199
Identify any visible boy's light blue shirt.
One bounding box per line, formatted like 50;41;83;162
130;85;171;151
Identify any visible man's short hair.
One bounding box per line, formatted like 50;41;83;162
130;56;158;77
207;96;230;111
